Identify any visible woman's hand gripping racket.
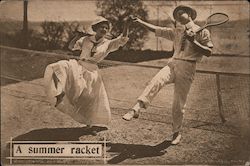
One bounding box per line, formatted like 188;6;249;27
195;12;229;33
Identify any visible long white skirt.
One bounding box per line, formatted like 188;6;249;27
44;59;111;126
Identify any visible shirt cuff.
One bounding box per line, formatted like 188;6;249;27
194;40;213;52
207;41;214;48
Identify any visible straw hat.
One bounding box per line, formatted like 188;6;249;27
173;5;197;22
91;16;110;32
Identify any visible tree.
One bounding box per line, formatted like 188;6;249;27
96;0;148;50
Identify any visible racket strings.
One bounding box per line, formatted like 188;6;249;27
207;14;229;25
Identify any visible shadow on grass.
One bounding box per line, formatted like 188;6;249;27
2;126;107;164
107;140;172;164
3;127;171;165
13;126;108;141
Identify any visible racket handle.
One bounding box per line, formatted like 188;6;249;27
195;26;207;33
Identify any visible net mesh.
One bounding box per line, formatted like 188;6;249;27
1;46;249;135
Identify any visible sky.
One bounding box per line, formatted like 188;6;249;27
0;0;97;21
0;0;249;22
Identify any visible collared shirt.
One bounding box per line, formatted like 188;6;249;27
72;35;129;63
155;22;213;62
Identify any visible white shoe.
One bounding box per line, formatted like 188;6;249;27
171;132;182;145
122;109;139;121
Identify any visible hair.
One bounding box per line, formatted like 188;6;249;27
92;22;110;32
177;9;191;17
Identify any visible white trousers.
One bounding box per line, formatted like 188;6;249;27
138;59;196;133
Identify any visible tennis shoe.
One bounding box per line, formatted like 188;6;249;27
122;109;139;121
171;132;182;145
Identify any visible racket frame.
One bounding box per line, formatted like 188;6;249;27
195;12;229;33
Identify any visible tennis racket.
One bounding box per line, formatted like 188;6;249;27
195;13;229;33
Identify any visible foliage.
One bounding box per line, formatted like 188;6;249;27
96;0;148;50
27;30;47;51
0;21;83;51
40;21;69;49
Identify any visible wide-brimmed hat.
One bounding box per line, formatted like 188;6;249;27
173;5;197;22
91;16;110;32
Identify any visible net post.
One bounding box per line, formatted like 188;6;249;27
216;73;226;123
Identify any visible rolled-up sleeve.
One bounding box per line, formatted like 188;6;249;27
155;27;175;41
107;35;129;53
197;29;213;48
193;28;213;56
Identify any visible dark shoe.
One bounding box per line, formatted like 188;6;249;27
86;125;97;136
171;132;182;145
90;130;97;136
55;92;65;107
122;109;139;121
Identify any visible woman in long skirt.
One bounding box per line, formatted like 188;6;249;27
44;16;131;135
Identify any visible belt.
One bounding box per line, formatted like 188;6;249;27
78;59;98;72
174;58;196;63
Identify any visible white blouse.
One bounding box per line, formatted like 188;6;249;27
72;35;129;63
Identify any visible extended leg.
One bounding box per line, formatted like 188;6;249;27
123;65;174;121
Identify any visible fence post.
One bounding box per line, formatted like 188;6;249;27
216;73;226;123
23;0;29;48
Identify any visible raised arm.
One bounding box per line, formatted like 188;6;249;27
68;33;82;51
121;17;131;37
133;16;175;41
106;18;133;53
133;17;163;33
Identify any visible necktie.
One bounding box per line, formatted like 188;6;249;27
90;41;98;57
180;31;187;51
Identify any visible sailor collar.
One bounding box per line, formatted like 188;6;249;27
88;35;106;44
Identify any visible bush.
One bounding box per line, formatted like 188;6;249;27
40;21;85;50
0;21;83;51
40;21;69;49
28;31;47;51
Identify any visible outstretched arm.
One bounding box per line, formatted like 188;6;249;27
106;18;133;53
133;17;162;33
133;16;175;41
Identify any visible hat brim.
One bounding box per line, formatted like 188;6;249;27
173;5;197;22
91;21;110;32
